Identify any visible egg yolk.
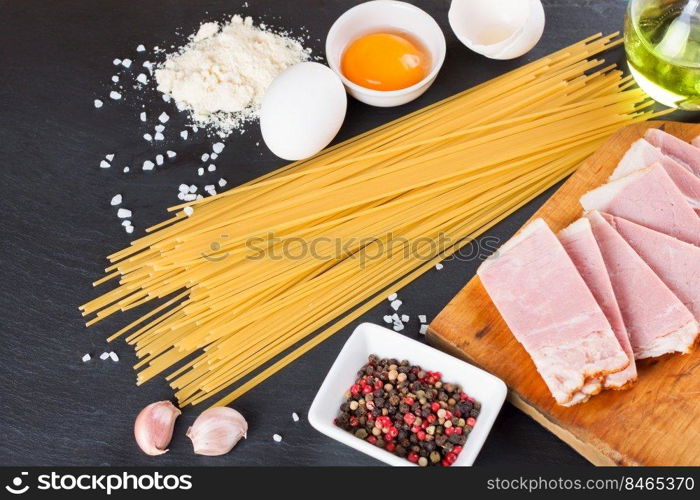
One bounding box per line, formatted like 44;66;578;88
341;32;429;91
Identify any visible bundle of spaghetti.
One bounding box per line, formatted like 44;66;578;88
81;33;666;407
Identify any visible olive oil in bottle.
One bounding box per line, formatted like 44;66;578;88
624;0;700;109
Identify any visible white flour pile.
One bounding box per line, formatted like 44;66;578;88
155;15;311;137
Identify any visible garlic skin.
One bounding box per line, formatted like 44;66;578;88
448;0;545;60
134;401;181;456
187;407;248;456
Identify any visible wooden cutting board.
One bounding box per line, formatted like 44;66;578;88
427;121;700;466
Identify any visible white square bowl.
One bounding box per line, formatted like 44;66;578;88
308;323;507;466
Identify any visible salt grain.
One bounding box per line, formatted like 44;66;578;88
123;166;130;173
292;412;299;422
218;178;227;187
136;44;146;52
201;153;209;162
189;184;197;193
184;206;194;217
109;91;122;100
105;153;115;161
155;124;165;132
419;325;428;335
273;434;282;443
183;194;196;201
418;315;427;323
109;351;119;362
197;167;204;176
435;263;444;270
143;133;153;141
158;112;170;123
178;183;189;193
112;75;119;83
154;132;164;141
100;160;111;169
207;164;216;172
113;58;121;65
388;293;398;301
110;194;122;206
125;225;134;234
390;299;402;311
166;150;176;158
117;208;132;218
82;354;91;362
180;130;188;140
140;111;147;122
156;154;164;165
142;160;155;171
212;142;225;154
121;220;131;227
143;60;153;71
136;73;148;85
99;352;110;360
94;99;103;108
162;94;171;103
401;314;409;322
210;153;218;160
121;58;132;68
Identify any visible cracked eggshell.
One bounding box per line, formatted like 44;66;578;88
448;0;545;60
260;62;347;161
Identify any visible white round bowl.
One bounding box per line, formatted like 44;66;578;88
325;0;446;107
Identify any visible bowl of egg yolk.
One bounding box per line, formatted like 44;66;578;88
326;0;446;107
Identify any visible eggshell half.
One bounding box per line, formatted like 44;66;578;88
260;62;347;161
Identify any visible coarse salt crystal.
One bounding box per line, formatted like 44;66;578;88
125;225;134;234
154;132;164;141
110;194;122;206
178;183;189;193
111;75;119;83
189;184;197;193
218;178;227;187
418;315;427;324
184;206;194;217
196;195;203;200
393;322;404;332
136;44;146;52
143;60;153;71
121;220;131;227
109;91;121;100
121;58;132;68
210;153;218;160
99;352;110;360
105;153;114;162
292;412;299;422
117;208;132;218
156;154;164;165
419;325;428;335
197;167;204;176
390;299;402;311
201;153;209;162
136;73;148;85
140;111;147;122
143;133;153;141
99;160;111;169
113;58;121;65
212;142;225;154
94;99;103;108
183;193;196;201
177;192;185;200
123;166;130;173
401;314;409;322
158;112;170;123
383;315;393;324
166;150;176;158
388;293;397;301
162;94;171;103
180;130;188;140
142;160;155;171
82;354;91;362
207;164;216;172
155;124;165;132
109;351;119;361
273;434;282;443
435;263;444;270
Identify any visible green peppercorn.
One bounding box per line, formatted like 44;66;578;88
355;429;368;439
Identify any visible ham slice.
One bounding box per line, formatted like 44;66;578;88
645;128;700;177
610;138;700;212
478;218;629;406
559;218;637;389
580;163;700;247
586;211;698;359
693;135;700;148
604;213;700;331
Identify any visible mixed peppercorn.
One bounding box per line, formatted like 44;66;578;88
334;355;480;466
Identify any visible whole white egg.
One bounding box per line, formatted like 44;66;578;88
260;62;347;161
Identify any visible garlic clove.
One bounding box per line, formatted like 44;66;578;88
448;0;545;60
186;406;248;456
134;401;181;456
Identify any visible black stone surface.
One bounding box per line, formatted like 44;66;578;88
0;0;696;466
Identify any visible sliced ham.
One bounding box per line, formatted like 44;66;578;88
580;163;700;247
478;218;629;406
586;211;697;359
604;213;700;333
645;128;700;177
693;135;700;148
559;218;637;389
610;138;700;212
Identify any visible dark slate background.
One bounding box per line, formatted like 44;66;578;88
0;0;696;466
